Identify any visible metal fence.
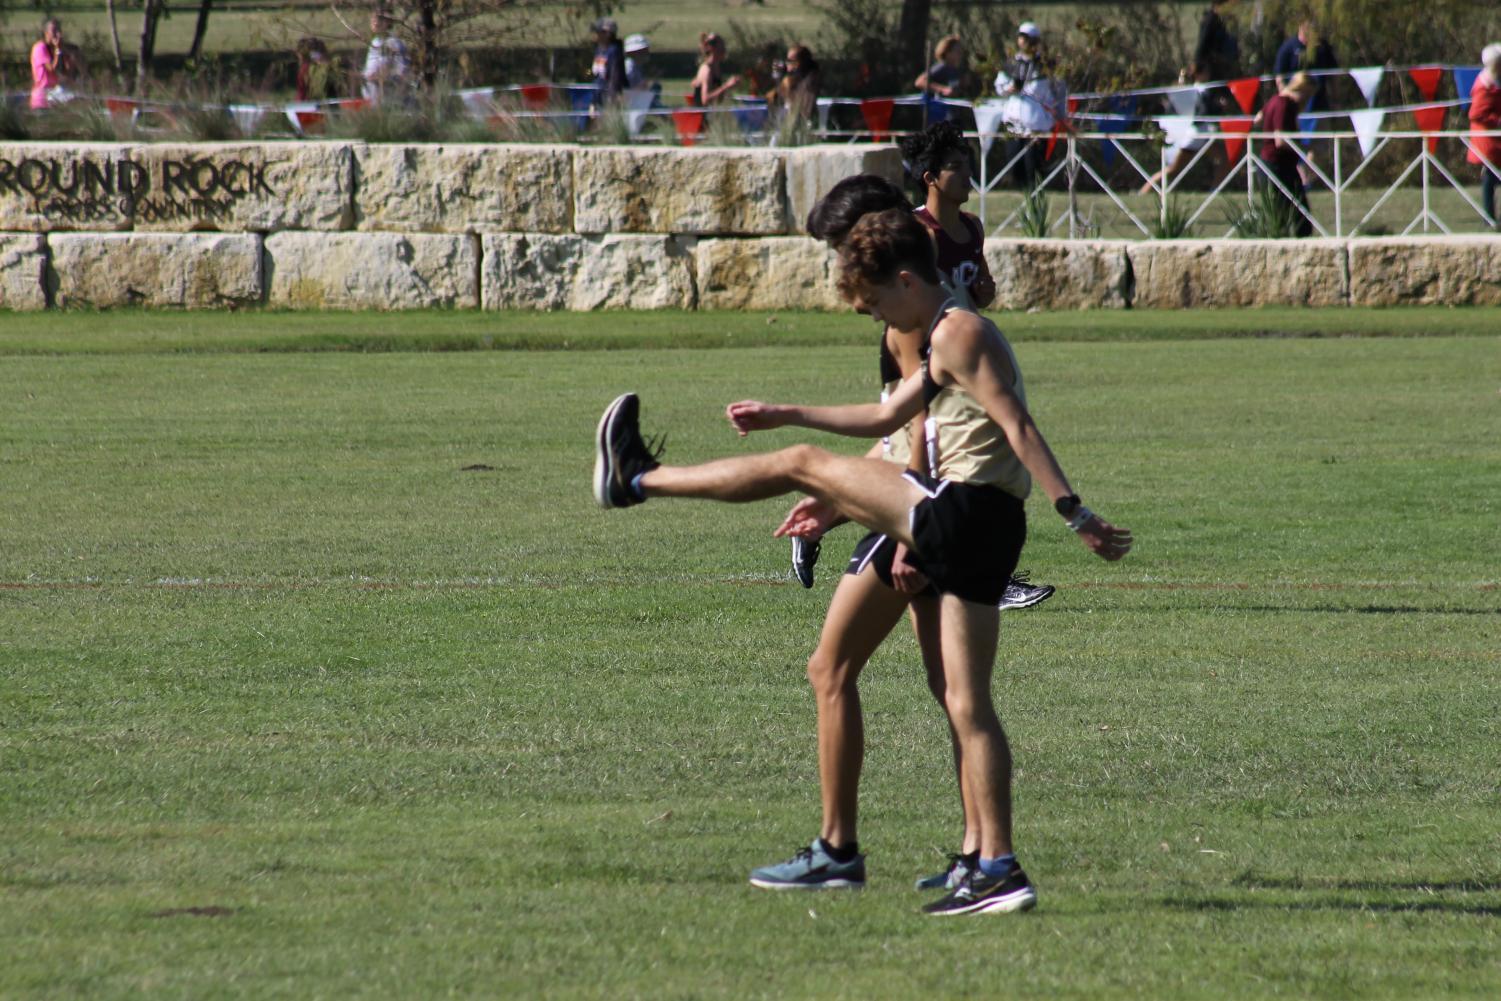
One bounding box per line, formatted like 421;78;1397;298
970;129;1501;240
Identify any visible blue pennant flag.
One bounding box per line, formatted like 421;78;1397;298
1454;66;1482;112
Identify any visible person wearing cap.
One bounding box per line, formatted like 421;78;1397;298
590;17;627;105
623;34;652;90
993;22;1063;191
1468;43;1501;229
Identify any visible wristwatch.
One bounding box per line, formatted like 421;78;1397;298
1054;494;1081;518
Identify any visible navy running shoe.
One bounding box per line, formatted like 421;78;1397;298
791;535;822;588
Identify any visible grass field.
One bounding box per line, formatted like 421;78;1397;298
2;308;1499;998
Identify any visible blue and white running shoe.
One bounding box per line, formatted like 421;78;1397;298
749;839;865;890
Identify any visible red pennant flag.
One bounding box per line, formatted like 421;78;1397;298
1228;78;1260;115
337;99;370;114
1411;104;1446;153
520;84;551;111
672;108;706;146
293;110;327;135
1408;66;1442;102
860;98;895;142
1046;122;1065;160
104;97;137;121
1221;117;1253;163
1066;96;1080;118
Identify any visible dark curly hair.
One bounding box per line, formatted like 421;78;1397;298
898;120;973;188
835;208;939;301
804;173;911;246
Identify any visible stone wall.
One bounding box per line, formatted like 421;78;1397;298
1;141;1498;311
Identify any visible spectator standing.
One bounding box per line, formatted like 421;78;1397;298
1140;66;1223;194
1192;0;1241;82
1256;72;1317;237
1274;21;1337;112
590;17;626;106
768;45;821;122
30;19;64;110
296;37;342;102
624;34;652;91
362;11;411;104
916;36;966;99
993;22;1064;192
1467;44;1501;229
691;32;741;106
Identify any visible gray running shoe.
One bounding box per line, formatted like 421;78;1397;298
915;852;976;891
998;571;1055;611
749;839;865;890
791;535;822;589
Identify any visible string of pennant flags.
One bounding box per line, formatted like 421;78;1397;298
18;61;1489;156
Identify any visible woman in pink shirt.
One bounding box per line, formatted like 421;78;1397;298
30;19;63;110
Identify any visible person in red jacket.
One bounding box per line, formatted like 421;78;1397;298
1467;44;1501;229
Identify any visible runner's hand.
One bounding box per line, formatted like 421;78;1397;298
890;543;930;593
1076;513;1132;561
726;400;789;436
774;496;834;539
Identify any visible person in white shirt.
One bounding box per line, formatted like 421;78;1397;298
363;10;411;104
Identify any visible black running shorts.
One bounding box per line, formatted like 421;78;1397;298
844;531;939;598
901;471;1025;605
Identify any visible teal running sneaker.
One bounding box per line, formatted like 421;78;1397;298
915;852;976;891
749;839;865;890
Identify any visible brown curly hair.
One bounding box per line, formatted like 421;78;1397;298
835;208;939;301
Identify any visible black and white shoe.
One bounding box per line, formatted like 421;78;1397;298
791;536;822;588
997;571;1055;611
922;864;1037;916
593;393;662;509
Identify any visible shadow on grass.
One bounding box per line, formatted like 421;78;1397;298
1163;873;1501;917
1045;605;1501;616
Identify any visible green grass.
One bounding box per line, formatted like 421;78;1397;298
2;310;1500;998
3;305;1501;355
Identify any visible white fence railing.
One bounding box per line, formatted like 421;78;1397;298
969;129;1501;240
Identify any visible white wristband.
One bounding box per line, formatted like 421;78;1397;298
1066;506;1094;532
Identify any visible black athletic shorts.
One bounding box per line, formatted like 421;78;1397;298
845;531;940;598
896;471;1026;605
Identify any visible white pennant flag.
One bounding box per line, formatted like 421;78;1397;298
972;99;1008;156
1348;108;1385;157
228;104;265;136
623;88;656;136
1157;115;1197;149
458;87;495;120
1167;87;1198;117
1349;67;1384;108
817;98;834;134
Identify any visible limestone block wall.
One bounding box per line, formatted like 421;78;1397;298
0;140;1497;312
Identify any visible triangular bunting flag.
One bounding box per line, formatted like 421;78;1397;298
623;88;656;136
1066;96;1080;118
1454;66;1482;112
1228;77;1260;114
734;104;768;134
972;99;1007;157
1348;108;1385;158
520;84;551;111
817;98;833;134
671;108;705;146
1157;115;1197;148
1349;67;1383;107
1412;104;1446;154
924;95;950;124
860;98;895;142
1408;66;1443;102
1167;86;1198;117
1045;121;1065;160
228;104;264;136
1099;96;1136;167
1221;117;1252;164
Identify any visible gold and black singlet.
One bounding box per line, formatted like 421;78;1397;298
918;300;1032;500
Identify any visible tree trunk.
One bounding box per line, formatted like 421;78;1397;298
106;0;123;73
137;0;163;90
417;0;439;87
189;0;213;62
896;0;932;84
